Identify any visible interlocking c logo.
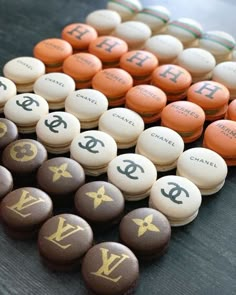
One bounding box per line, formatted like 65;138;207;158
117;159;144;180
0;80;7;91
161;182;189;204
16;95;40;111
78;135;104;154
44;115;67;133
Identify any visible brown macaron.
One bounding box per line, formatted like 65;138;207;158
0;118;18;150
82;242;139;295
74;181;125;228
0;187;53;239
119;208;171;259
38;214;93;271
0;165;13;201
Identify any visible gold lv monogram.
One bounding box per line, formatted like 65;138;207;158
91;248;129;283
44;217;84;250
7;189;45;218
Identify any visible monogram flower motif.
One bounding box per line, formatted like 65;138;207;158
86;186;113;209
13;143;34;159
132;214;160;237
49;163;72;182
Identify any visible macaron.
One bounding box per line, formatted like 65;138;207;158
65;89;108;129
82;242;139;295
61;23;98;51
36;111;80;154
177;147;228;194
176;48;216;82
1;187;53;239
92;68;133;106
0;76;17;112
112;21;152;50
0;118;18;150
119;208;171;259
225;99;236;121
166;18;203;48
38;214;93;271
98;107;144;148
37;157;85;199
125;84;167;123
107;153;157;201
74;181;125;227
0;165;13;201
161;101;206;143
88;36;128;68
107;0;142;21
33;72;75;109
85;9;121;35
3;56;45;92
2;139;47;177
144;34;183;65
70;130;117;176
33;38;73;72
136;126;184;171
187;81;230;121
151;64;192;101
62;53;102;89
149;175;202;226
4;93;49;133
120;50;158;85
203;120;236;166
212;61;236;100
199;31;236;63
133;6;170;34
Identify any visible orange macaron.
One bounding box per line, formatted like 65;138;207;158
120;50;158;85
161;101;206;143
33;38;73;72
88;36;128;68
187;81;230;121
125;84;167;123
225;100;236;121
63;53;102;89
203;119;236;166
151;64;192;101
92;68;133;106
61;23;98;52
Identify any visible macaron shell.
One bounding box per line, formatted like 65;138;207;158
33;38;73;64
61;23;98;49
212;61;236;91
3;57;45;84
107;0;142;21
0;77;17;110
149;175;202;221
0;118;18;150
151;64;192;93
177;147;228;190
225;100;236;121
0;165;13;200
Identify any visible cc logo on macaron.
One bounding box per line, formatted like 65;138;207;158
117;160;144;180
161;182;189;205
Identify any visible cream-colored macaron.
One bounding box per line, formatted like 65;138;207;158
176;147;228;195
4;93;49;133
33;72;75;109
0;77;17;112
70;130;117;176
112;21;152;50
107;0;142;21
86;9;121;35
107;153;157;201
149;175;202;226
3;56;45;92
65;89;108;129
98;107;144;148
36;111;80;154
176;48;216;82
136;126;184;171
144;35;183;65
133;5;171;34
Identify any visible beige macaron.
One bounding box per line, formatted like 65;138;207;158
0;77;17;112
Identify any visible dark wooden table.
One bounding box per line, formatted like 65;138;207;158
0;0;236;294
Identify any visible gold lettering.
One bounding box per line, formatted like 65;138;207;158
91;248;129;283
7;189;45;218
44;217;84;249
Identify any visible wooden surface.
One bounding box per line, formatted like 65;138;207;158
0;0;236;294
